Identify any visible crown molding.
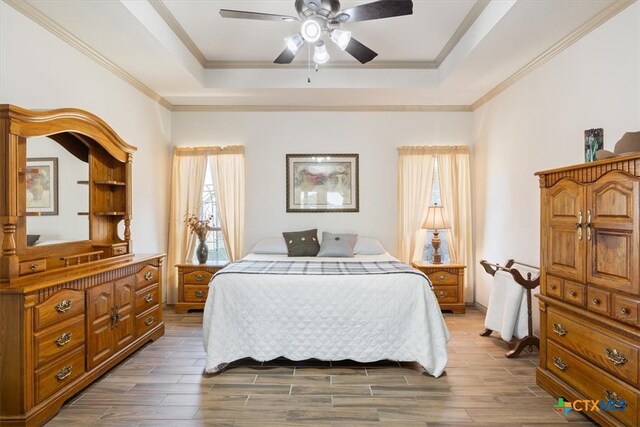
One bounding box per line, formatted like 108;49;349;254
171;104;472;113
4;0;173;111
470;0;636;111
147;0;207;67
203;60;436;69
435;0;490;66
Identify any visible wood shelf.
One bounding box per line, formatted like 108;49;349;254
94;212;126;216
93;180;126;186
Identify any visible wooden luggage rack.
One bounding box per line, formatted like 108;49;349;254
479;259;540;358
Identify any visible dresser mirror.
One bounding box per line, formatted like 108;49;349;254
25;136;89;246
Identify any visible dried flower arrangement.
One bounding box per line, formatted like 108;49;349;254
185;213;212;241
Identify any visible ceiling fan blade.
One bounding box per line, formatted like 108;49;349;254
220;9;300;22
344;37;378;64
339;0;413;23
274;48;298;64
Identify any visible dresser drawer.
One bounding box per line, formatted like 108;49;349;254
136;305;161;337
547;308;639;386
587;287;610;316
546;275;563;299
564;281;586;308
35;345;85;404
427;271;458;286
184;284;209;302
184;269;214;285
136;265;159;289
34;315;85;367
34;289;85;331
612;294;639;326
135;283;159;311
19;258;46;275
547;341;638;427
433;286;458;304
112;245;127;256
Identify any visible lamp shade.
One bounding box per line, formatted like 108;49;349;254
422;203;450;230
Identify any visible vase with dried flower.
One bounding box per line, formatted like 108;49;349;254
185;213;212;264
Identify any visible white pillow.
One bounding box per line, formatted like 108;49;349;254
250;237;288;254
353;237;386;255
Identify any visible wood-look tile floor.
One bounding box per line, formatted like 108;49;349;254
46;308;596;426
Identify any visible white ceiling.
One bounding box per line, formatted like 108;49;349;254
8;0;630;109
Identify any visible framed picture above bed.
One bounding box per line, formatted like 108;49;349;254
286;153;359;213
25;157;58;216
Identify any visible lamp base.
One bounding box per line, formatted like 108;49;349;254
432;252;442;264
431;231;443;264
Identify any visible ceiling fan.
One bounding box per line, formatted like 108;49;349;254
219;0;414;65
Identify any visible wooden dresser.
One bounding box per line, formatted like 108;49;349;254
536;155;640;427
0;105;165;426
175;262;227;313
412;262;465;313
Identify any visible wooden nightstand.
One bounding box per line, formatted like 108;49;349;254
175;262;227;313
412;262;466;314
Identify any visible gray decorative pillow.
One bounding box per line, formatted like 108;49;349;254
317;232;357;257
283;229;320;257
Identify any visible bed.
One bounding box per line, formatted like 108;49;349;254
202;250;450;377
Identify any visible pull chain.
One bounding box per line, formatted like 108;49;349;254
307;43;311;83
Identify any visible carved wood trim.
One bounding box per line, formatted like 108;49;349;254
537;155;640;188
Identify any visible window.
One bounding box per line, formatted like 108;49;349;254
423;159;450;262
199;164;229;262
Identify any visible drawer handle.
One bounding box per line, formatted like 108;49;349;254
145;316;154;326
552;356;568;371
552;323;568;337
195;274;205;281
195;290;205;298
604;390;625;409
620;307;629;315
549;284;557;290
55;332;72;347
30;263;39;271
144;293;153;303
592;298;600;305
437;275;446;282
436;291;447;299
56;365;73;380
55;299;73;313
569;291;577;297
144;271;153;281
605;348;628;366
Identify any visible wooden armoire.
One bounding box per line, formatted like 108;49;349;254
0;105;165;426
536;155;640;426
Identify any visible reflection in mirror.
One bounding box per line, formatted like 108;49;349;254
26;136;89;246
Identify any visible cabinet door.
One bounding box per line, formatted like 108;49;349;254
544;179;586;282
114;276;136;351
587;172;640;294
86;282;115;370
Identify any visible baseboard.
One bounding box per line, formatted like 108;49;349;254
473;302;487;313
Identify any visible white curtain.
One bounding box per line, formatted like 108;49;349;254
166;149;207;304
437;147;473;303
208;146;245;261
397;147;435;263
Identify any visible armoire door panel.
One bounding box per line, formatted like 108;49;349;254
86;282;115;370
545;180;586;282
587;173;639;294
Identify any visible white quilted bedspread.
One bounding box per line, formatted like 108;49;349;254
202;253;450;377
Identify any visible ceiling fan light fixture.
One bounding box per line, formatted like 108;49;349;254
330;29;351;50
301;19;322;42
285;33;304;53
313;41;330;64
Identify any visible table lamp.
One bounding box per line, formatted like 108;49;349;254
422;203;451;264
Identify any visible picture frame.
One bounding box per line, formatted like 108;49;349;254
584;128;603;162
286;153;359;213
25;157;58;215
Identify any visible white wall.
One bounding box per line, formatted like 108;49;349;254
172;111;473;256
0;2;172;256
473;3;639;330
